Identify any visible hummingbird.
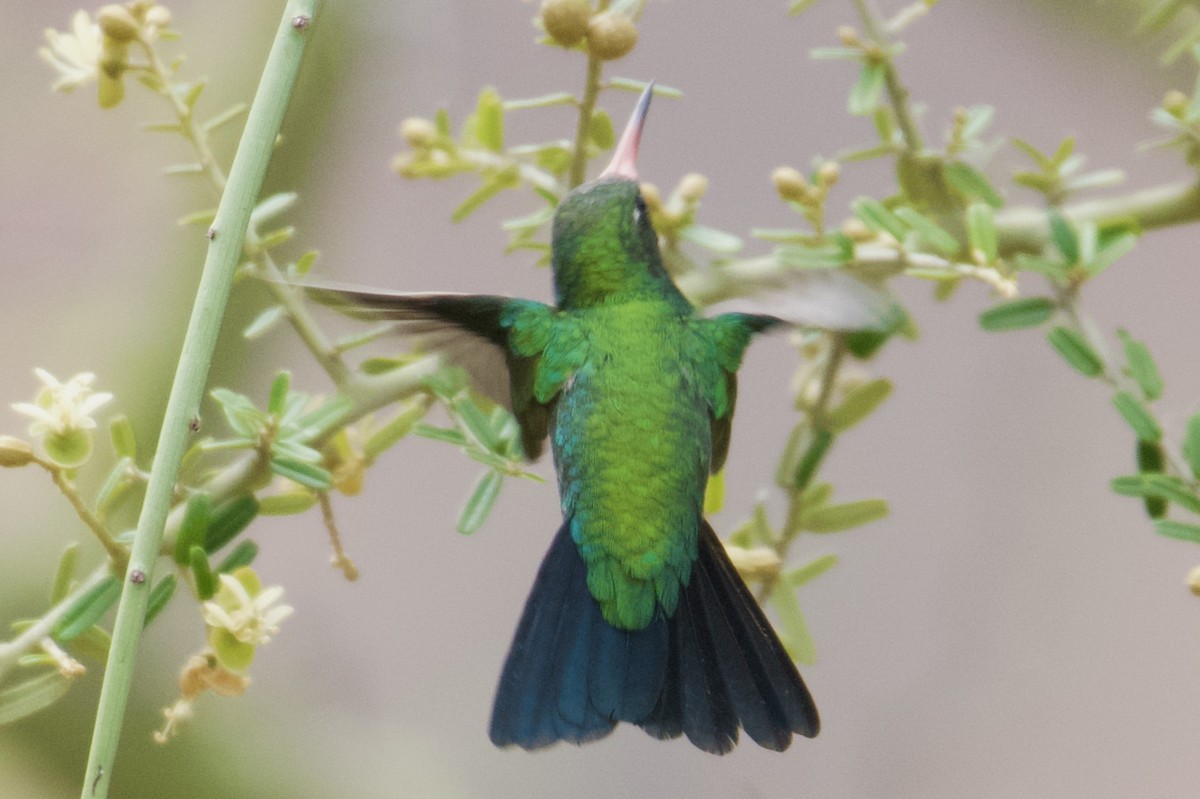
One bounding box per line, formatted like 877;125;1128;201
307;85;887;753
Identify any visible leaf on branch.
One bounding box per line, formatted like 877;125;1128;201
978;297;1055;331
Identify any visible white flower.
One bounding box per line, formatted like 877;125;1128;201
202;574;294;646
39;11;103;93
12;368;113;438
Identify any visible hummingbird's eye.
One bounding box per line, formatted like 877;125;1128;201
632;195;647;226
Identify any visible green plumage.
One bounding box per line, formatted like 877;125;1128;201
304;86;845;752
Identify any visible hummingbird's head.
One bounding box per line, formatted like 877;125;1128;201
551;85;688;310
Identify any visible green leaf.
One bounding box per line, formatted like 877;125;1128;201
848;62;886;115
787;554;839;587
217;540;259;573
825;378;893;432
178;209;218;227
1137;440;1167;518
458;471;503;534
94;461;134;524
268;371;291;417
1138;0;1188;34
205;495;260;552
789;0;819;15
1112;391;1161;442
258;491;317;516
1155;519;1200;544
175;493;212;565
776;242;851;269
53;576;121;642
250;192;298;226
1047;326;1104;377
960;105;996;142
608;77;684;99
1048;210;1079;263
108;415;137;461
211;388;264;439
852;197;907;241
978;297;1055;331
1117;329;1163;401
270;457;332;491
475;87;505;153
0;671;71;725
1184;413;1200;478
415;424;469;447
294;250;319;276
202;102;248;133
293;396;354;439
966;202;998;262
770;584;817;664
51;543;79;605
503;92;576;111
1111;474;1200;514
892;207;960;256
589;109;615;149
190;546;217;600
243;305;285;340
1084;231;1137;278
69;625;111;664
792;429;834;491
1013;253;1069;279
946;162;1003;207
143;575;177;626
803;499;889;533
365;397;430;460
451;172;512;222
679;225;743;254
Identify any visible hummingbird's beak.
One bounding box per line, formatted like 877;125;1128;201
599;82;654;181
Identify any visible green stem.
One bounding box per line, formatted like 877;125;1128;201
852;0;923;153
995;179;1200;257
0;567;111;682
79;5;321;797
569;54;604;189
35;459;127;570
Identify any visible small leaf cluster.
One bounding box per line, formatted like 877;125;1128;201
415;370;544;534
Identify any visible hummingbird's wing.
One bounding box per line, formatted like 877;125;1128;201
698;269;899;332
302;282;555;459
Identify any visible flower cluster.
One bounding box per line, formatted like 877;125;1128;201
39;3;172;108
11;369;112;467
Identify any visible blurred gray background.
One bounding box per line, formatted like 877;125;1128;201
3;1;1200;796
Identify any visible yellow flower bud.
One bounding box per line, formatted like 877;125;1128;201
0;436;34;468
1188;564;1200;597
677;173;709;204
541;0;591;48
98;5;141;43
841;217;873;242
837;26;861;48
145;6;172;29
587;12;638;61
1164;89;1189;118
391;152;420;178
772;166;810;203
639;182;662;213
399;117;438;149
817;161;840;188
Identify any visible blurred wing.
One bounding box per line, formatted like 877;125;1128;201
304;282;554;459
703;269;899;332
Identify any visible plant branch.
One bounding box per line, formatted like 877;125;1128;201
995;179;1200;257
0;567;112;683
34;458;127;570
568;53;604;189
80;5;322;797
852;0;923;152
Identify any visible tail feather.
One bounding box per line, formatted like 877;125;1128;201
488;520;819;753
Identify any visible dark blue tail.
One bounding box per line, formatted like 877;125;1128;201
488;520;819;753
